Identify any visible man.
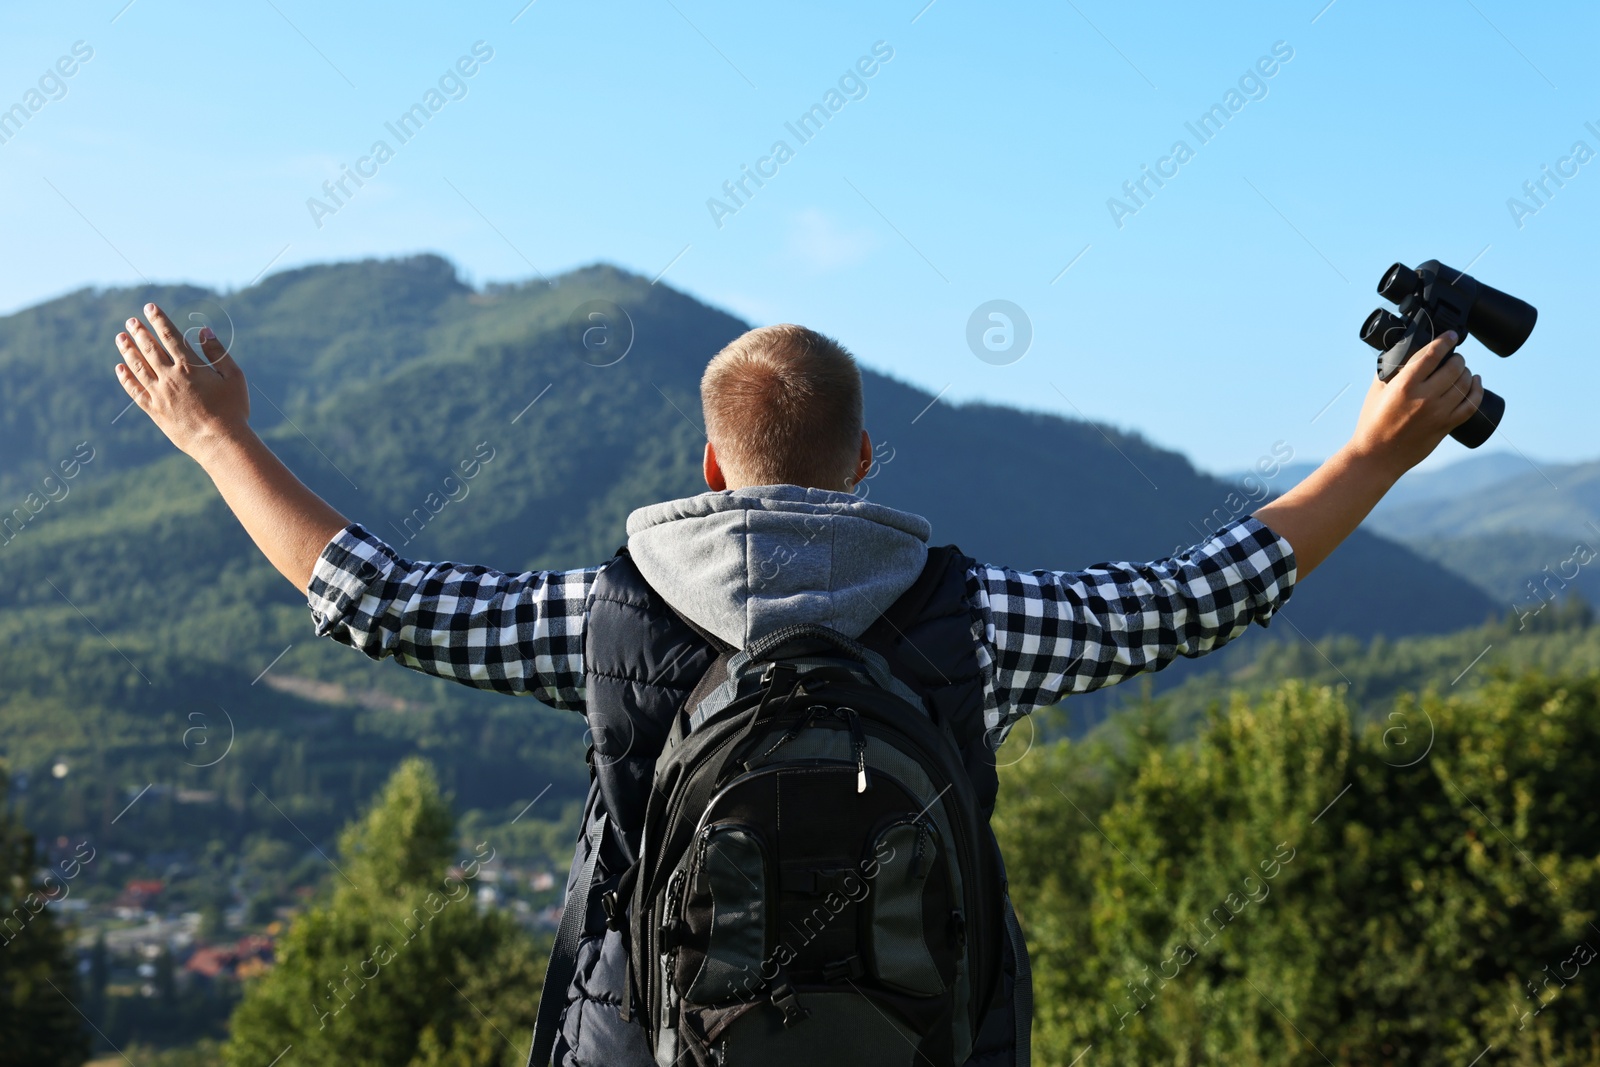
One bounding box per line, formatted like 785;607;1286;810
113;305;1481;1065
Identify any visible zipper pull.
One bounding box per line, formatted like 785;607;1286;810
754;706;818;765
846;708;870;793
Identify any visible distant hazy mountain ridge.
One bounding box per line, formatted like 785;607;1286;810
1224;449;1600;617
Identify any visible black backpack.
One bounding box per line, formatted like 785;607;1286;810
604;620;1004;1066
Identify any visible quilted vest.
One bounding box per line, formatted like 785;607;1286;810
552;545;1028;1066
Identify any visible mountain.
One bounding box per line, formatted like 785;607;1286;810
1219;459;1321;497
1360;454;1600;609
1373;451;1540;510
1365;458;1600;541
1224;451;1549;516
0;254;1500;859
1218;447;1600;610
1401;529;1595;617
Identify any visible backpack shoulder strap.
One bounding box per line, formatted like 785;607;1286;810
638;543;972;729
527;810;608;1067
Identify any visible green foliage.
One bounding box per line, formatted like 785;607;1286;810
124;1038;227;1066
0;778;90;1065
92;982;238;1056
999;672;1600;1066
1096;595;1599;745
225;758;543;1067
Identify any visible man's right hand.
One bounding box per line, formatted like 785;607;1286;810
1346;330;1483;478
1251;330;1484;582
115;303;250;462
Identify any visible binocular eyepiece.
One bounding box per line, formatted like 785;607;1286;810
1358;260;1537;448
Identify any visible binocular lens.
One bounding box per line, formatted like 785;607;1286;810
1467;280;1538;357
1360;309;1407;352
1377;263;1421;304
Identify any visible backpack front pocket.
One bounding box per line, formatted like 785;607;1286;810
676;824;773;1004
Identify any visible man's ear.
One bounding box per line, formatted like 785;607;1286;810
704;442;727;492
849;430;873;490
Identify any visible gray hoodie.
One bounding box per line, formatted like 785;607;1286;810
626;484;933;649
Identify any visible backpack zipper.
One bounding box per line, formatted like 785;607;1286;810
647;728;746;1034
839;707;870;793
750;705;870;794
752;704;824;764
659;868;687;1029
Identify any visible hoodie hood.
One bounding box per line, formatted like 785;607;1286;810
625;485;933;650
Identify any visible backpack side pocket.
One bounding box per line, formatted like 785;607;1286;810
865;817;956;996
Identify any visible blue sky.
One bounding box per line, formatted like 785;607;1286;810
3;0;1596;474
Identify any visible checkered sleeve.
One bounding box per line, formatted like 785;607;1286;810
967;515;1297;730
304;523;598;712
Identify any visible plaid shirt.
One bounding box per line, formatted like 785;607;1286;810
306;515;1296;737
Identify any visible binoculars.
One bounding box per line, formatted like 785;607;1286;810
1359;260;1537;448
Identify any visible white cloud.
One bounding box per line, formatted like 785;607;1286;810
696;288;787;327
781;208;878;272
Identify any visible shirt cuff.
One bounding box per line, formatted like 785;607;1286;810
305;523;399;636
1210;515;1298;626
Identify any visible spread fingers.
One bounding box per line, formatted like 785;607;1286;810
126;314;175;370
144;303;203;368
116;330;156;380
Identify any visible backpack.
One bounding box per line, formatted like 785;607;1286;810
604;620;1005;1067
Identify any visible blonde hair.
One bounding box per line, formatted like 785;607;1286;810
700;324;863;490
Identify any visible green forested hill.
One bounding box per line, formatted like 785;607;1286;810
0;254;1500;868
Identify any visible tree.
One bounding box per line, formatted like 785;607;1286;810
154;945;178;1009
225;758;545;1067
0;777;90;1065
87;931;109;1015
997;673;1600;1066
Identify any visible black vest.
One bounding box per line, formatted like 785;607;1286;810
553;545;1027;1066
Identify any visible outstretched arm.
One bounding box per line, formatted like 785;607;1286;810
114;303;597;711
113;303;347;592
1253;329;1480;579
974;329;1482;732
971;515;1297;730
